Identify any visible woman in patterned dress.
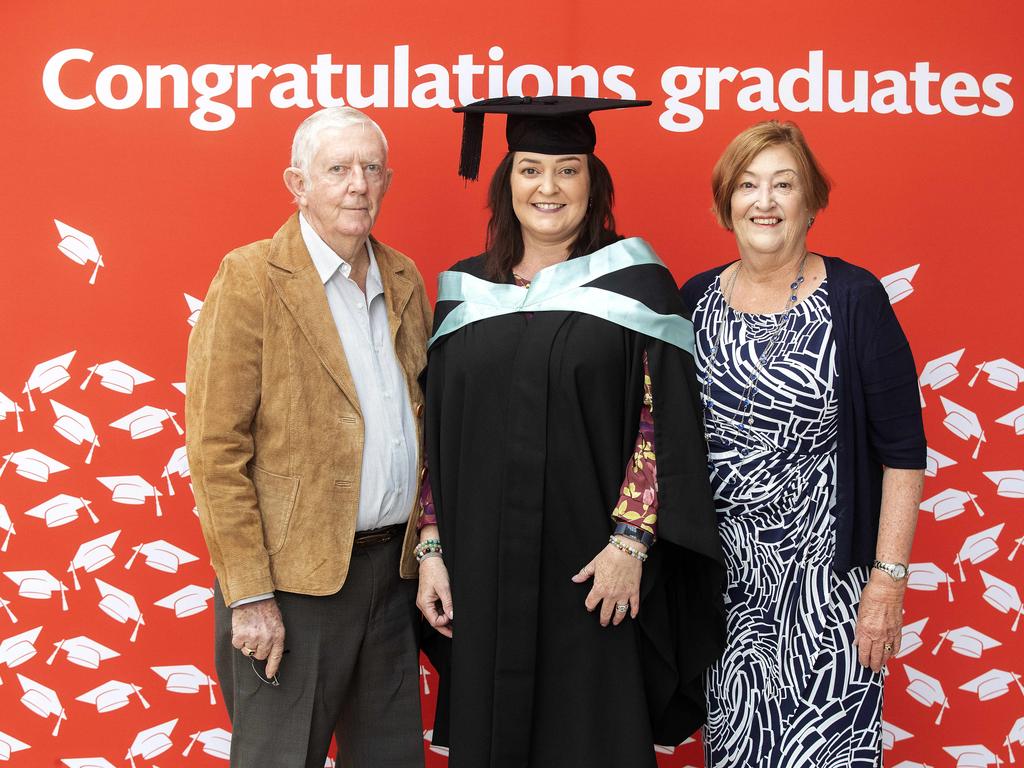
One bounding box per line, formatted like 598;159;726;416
680;121;927;767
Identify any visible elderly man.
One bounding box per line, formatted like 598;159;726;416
186;107;430;768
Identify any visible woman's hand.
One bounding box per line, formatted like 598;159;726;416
416;556;454;638
572;541;645;627
854;571;905;672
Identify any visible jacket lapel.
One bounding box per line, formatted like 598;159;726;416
266;215;361;412
374;238;414;343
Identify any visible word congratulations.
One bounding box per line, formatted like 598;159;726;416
42;46;1014;132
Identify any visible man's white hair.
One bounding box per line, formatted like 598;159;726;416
289;107;389;175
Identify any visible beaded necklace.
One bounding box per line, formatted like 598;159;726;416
701;253;808;453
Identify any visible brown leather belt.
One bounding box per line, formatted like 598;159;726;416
352;523;405;547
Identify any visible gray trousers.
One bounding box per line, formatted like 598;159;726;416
214;536;424;768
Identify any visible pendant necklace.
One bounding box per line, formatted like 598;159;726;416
701;253;808;454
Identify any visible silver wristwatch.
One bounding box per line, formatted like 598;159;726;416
872;559;908;581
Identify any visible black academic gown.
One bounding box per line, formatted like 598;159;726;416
424;253;726;768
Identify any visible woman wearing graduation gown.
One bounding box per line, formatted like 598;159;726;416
413;96;726;768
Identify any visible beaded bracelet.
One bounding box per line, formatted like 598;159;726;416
608;535;648;563
414;538;443;563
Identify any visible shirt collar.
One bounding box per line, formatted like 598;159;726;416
298;213;382;299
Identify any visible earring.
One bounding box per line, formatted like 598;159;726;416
807;216;815;229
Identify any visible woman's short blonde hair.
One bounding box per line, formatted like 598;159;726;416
711;121;831;230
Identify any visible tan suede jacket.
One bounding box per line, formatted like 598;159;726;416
186;214;430;605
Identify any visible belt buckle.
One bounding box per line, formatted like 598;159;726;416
353;526;398;546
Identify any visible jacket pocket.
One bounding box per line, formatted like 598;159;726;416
251;466;300;555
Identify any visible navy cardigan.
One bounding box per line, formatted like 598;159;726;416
680;256;927;572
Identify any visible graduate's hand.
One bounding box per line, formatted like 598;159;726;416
417;556;454;638
572;543;645;627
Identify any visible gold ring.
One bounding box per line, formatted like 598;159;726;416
243;646;256;657
883;642;893;654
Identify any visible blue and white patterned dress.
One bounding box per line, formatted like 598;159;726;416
693;277;882;767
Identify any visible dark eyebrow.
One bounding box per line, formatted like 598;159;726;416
517;155;583;165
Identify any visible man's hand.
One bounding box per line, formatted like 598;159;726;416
232;598;286;678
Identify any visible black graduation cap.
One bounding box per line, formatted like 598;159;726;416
454;95;652;181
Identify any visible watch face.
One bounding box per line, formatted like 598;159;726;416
891;564;908;580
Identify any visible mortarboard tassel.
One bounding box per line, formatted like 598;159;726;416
458;111;485;181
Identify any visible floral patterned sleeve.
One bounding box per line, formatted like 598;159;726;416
611;350;658;539
417;463;436;529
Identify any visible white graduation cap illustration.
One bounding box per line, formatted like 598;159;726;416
944;744;1005;767
109;405;183;440
0;626;42;669
896;617;928;658
67;530;120;589
980;570;1023;630
920;488;984;521
984;470;1024;499
960;669;1024;701
76;679;150;713
17;673;67;735
881;264;919;304
907;563;955;601
172;381;187;396
61;759;118;768
154;585;215;618
152;664;217;704
1012;534;1024;563
4;570;69;610
880;720;913;751
47;635;119;668
939;396;986;459
891;763;932;768
182;727;230;759
0;730;29;761
54;219;104;284
420;664;432;695
162;445;190;496
125;540;198;574
970;358;1024;392
423;729;449;757
932;626;1001;658
925;447;957;478
920;349;964;391
1006;716;1024;763
996;405;1024;437
81;360;154;394
955;524;1004;580
25;494;98;527
0;504;14;552
0;597;16;624
95;579;145;641
125;719;177;767
184;293;204;327
96;475;163;516
0;449;69;483
22;351;76;411
903;664;950;724
50;400;100;463
0;391;24;432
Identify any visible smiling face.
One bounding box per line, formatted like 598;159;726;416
510;152;590;249
729;145;811;261
285;123;392;250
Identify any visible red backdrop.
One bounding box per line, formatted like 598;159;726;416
1;1;1021;765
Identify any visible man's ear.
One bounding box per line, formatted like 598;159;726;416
283;167;308;204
